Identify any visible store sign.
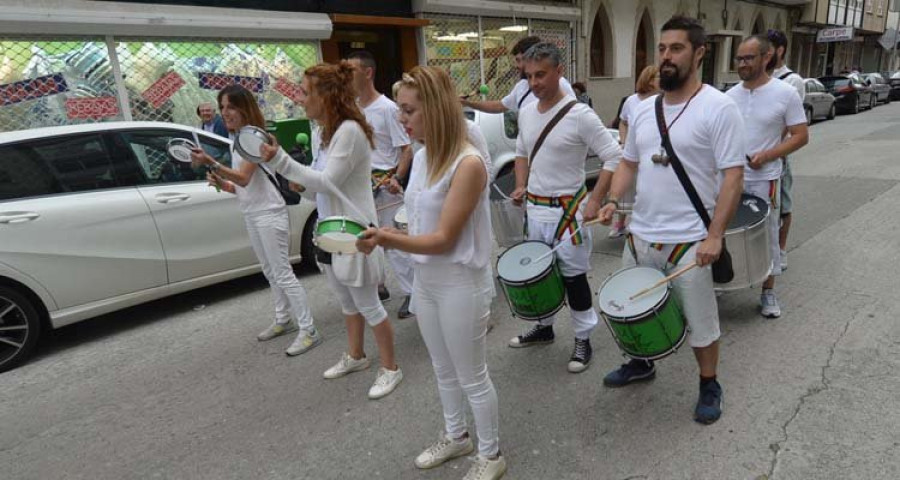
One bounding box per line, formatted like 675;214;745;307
273;77;304;104
142;71;186;109
817;27;855;43
0;73;68;106
198;72;263;93
65;97;120;119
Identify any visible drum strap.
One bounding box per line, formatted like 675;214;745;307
626;233;695;267
768;179;779;209
525;184;588;245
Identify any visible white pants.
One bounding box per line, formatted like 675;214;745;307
244;208;314;331
527;217;598;339
744;179;782;277
623;235;720;348
414;263;499;456
376;190;414;295
322;266;387;326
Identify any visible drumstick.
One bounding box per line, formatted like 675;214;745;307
375;200;405;212
372;173;394;191
628;261;698;301
531;218;605;264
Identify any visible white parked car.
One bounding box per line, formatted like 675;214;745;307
0;122;318;372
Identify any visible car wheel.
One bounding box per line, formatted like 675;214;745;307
852;98;860;114
805;107;813;125
0;285;42;373
827;104;836;120
299;211;318;271
870;96;877;109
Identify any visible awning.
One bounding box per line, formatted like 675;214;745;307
0;0;333;40
412;0;580;21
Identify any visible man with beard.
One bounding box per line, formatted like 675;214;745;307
507;42;622;373
727;35;808;318
461;36;576;114
767;29;805;274
587;16;744;424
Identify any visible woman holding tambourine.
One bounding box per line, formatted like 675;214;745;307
259;62;403;401
189;85;320;356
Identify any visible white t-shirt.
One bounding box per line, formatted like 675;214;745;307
619;93;647;126
501;77;576;113
362;94;410;171
232;147;286;215
726;78;807;181
772;66;805;101
515;95;622;223
623;86;746;243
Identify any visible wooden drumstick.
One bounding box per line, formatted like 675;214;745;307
376;200;405;212
628;261;698;301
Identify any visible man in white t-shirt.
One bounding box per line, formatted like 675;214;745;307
346;51;415;318
590;16;745;425
506;42;622;374
728;35;809;318
461;35;576;114
767;29;804;274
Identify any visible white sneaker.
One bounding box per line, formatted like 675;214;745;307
368;366;403;399
414;434;474;469
323;352;370;379
285;328;322;356
760;290;782;319
780;250;788;271
463;454;508;480
257;321;298;341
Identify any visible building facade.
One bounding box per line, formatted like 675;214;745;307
794;0;890;77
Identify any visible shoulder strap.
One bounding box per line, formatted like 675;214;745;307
654;95;711;229
778;71;793;80
517;88;532;110
528;100;577;168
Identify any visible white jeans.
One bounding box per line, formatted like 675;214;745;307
376;190;414;295
244;208;314;331
413;263;499;456
527;217;598;339
322;265;387;326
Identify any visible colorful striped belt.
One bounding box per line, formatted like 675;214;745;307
626;234;695;267
526;185;588;245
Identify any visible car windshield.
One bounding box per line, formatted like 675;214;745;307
820;78;850;89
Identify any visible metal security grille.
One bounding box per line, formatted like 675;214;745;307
0;37;124;132
423;14;573;100
0;37;319;133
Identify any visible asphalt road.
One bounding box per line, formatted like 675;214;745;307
3;101;900;480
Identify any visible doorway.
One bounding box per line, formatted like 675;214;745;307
322;26;403;99
635;10;653;79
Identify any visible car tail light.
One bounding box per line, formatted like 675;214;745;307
837;86;854;94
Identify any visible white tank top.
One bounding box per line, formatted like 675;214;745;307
406;144;492;268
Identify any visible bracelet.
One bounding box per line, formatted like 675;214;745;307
208;162;220;172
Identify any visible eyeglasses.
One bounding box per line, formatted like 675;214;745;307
734;54;759;65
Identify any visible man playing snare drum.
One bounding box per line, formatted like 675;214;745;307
726;35;808;319
508;42;621;374
587;16;744;424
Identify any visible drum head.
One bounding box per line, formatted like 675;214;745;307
235;126;270;162
166;138;197;163
497;242;553;283
728;193;769;230
598;267;667;319
316;233;359;254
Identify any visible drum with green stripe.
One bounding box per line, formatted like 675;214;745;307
315;216;367;254
597;266;686;360
497;241;566;321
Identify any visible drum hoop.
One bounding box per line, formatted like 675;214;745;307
597;265;671;318
234;126;271;161
317;215;367;227
496;240;556;284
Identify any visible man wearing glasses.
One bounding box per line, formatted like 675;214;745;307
726;35;808;318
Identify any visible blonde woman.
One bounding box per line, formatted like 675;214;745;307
358;67;505;479
261;62;403;400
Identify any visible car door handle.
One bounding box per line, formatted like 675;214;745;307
0;212;40;224
156;193;191;204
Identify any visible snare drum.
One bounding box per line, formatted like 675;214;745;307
496;241;566;321
234;126;272;163
714;193;771;291
597;266;686;360
314;216;368;254
393;206;408;231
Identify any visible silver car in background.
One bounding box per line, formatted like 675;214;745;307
0;122;318;372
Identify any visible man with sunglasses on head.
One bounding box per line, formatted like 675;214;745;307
727;35;809;319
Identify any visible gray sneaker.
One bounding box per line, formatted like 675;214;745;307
780;250;788;271
257;321;298;342
760;290;781;319
285;328;322;356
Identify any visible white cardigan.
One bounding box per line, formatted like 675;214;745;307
268;120;384;287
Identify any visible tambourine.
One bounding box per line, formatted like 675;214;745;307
234;126;273;164
166;138;197;163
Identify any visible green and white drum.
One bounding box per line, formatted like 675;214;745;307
496;241;566;321
597;266;686;360
314;216;368;254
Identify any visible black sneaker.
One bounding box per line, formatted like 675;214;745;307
694;379;723;425
602;359;656;387
397;295;413;319
507;324;554;348
567;338;592;373
378;285;391;302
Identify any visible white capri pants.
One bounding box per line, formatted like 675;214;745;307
623;235;720;348
527;216;598;339
376;190;415;295
322;265;387;326
413;263;499;457
244;208;315;331
744;179;782;277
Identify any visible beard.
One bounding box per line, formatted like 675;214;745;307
659;62;689;91
738;65;760;82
